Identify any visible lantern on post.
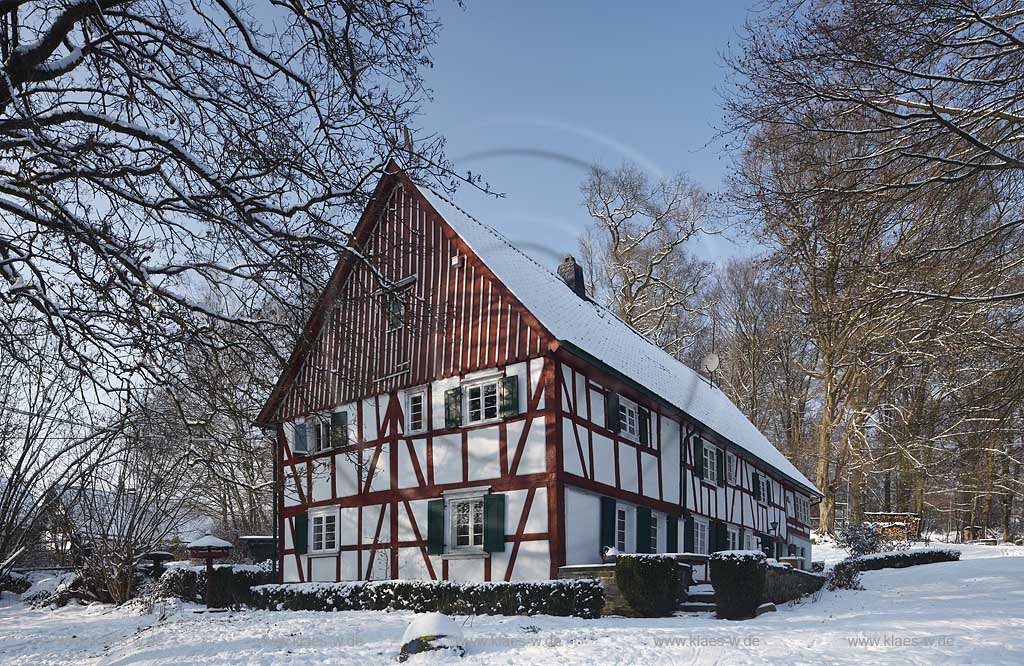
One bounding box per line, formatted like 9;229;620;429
186;535;234;608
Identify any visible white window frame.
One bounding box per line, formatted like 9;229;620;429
726;452;738;484
443;487;489;555
694;518;709;555
743;530;753;551
649;511;659;553
796;496;810;524
758;475;771;506
405;387;427;434
616;507;628;552
703;443;718;485
727;526;740;551
309;509;338;554
617;396;640;442
464;377;501;425
311;416;332;453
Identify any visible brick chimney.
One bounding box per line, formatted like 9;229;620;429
557;255;586;298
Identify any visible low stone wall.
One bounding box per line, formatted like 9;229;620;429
558;560;692;617
763;563;826;604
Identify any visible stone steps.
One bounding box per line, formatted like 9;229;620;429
678;601;717;613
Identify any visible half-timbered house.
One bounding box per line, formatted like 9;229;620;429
257;163;822;584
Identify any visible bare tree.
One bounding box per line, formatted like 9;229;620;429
579;162;714;357
1;0;454;394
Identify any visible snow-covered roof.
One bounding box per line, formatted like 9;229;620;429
187;535;233;549
419;185;821;497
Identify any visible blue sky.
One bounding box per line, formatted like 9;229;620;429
419;0;756;267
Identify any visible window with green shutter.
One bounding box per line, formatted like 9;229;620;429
638;407;650;446
636;506;652;554
330;410;348;447
716;448;725;486
444;388;462;429
666;515;679;553
483;494;506;553
600;496;616;550
427;499;445;554
604;391;621;433
293;513;308;555
752;473;762;501
292;423;308;455
498;376;518;418
693;437;704;479
683;516;695;552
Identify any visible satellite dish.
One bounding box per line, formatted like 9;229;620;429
701;352;720;374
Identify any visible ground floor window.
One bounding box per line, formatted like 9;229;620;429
727;526;740;550
616;507;628;552
452;498;484;548
695;518;709;555
310;511;337;553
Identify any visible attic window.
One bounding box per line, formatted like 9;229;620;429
385;277;415;332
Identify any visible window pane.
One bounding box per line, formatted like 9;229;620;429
472;501;484;546
483;383;497;419
468;386;481;422
410;393;424;431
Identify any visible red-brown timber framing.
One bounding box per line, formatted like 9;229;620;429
260;163;816;584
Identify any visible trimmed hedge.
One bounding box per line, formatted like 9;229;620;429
159;562;275;608
848;548;960;572
614;554;680;617
709;550;766;620
251;579;604;618
764;562;826;603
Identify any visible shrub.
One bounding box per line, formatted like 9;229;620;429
614;554;681;617
849;548;960;572
835;523;889;558
763;562;826;603
709;551;766;620
0;571;30;594
250;578;604;618
159;561;275;608
826;560;863;591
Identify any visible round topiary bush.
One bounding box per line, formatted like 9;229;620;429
614;554;681;617
709;551;766;620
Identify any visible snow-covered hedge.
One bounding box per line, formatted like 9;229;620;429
251;578;605;618
847;548;960;572
159;561;275;608
709;550;766;620
614;554;681;617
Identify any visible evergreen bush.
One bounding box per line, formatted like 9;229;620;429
250;578;604;618
614;554;681;617
709;551;766;619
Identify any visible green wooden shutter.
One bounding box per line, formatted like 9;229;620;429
716;522;728;552
444;388;462;428
604;391;621;433
330;410;349;447
498;376;519;418
427;499;445;554
636;506;652;554
666;515;679;553
766;479;774;505
293;513;308;555
483;494;506;552
293;423;308;455
683;516;695;552
715;448;725;486
740;528;747;550
600;496;616;549
638;407;650;446
694;438;704;479
708;520;718;552
752;473;762;501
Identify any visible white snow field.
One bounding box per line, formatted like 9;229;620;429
2;544;1022;666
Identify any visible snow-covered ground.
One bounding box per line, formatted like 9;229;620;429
3;543;1023;665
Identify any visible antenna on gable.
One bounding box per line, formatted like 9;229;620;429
700;302;720;388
